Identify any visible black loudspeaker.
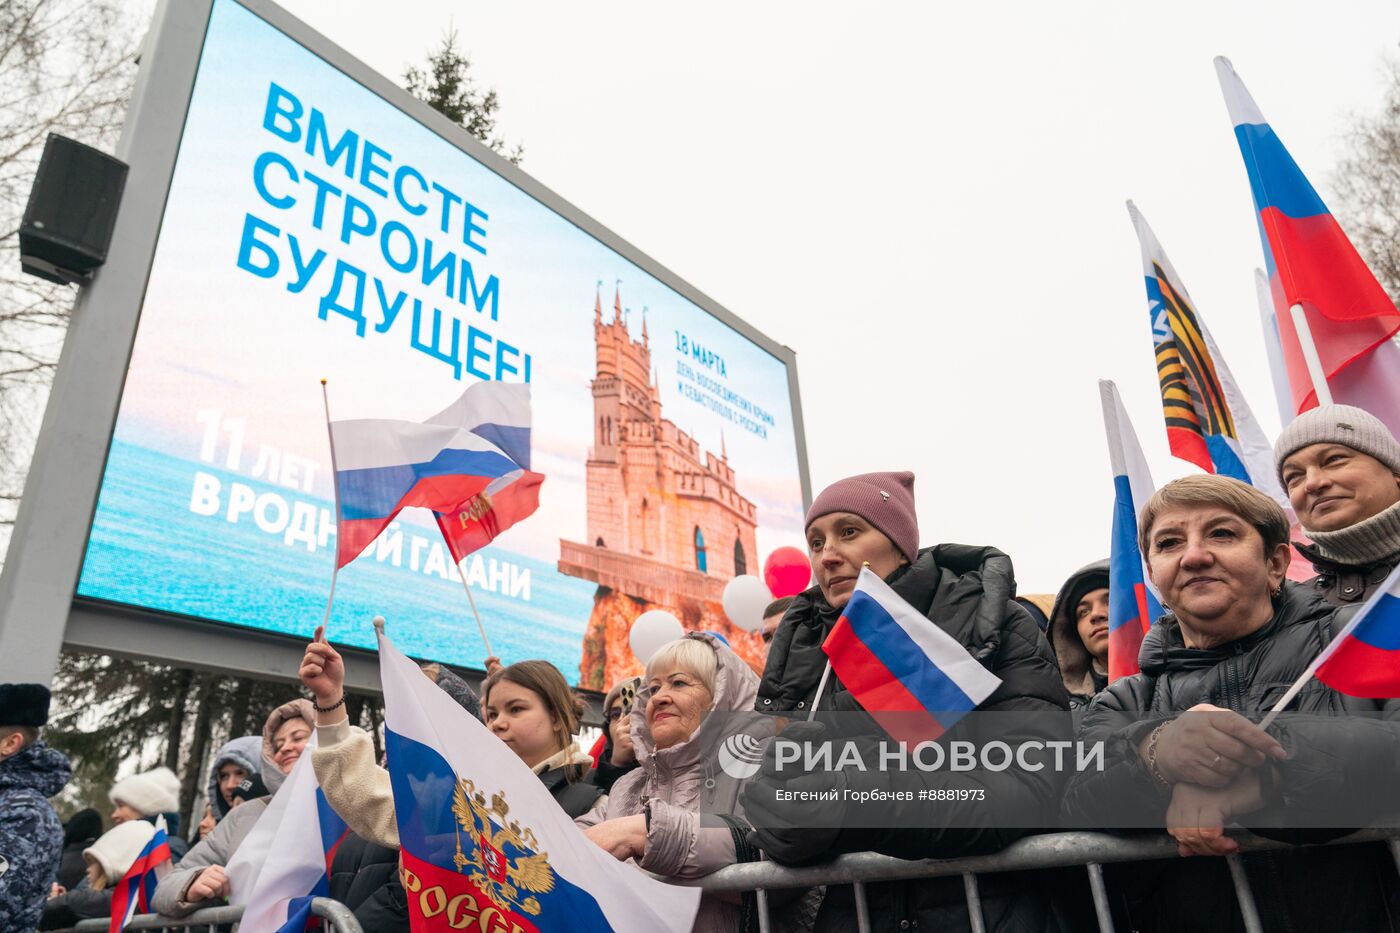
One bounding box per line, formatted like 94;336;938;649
20;134;129;285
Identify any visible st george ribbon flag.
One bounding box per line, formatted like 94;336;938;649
330;381;542;567
377;626;701;933
108;818;171;933
1216;56;1400;435
1099;381;1164;681
821;566;1001;745
1313;562;1400;699
1127;202;1287;509
428;382;545;561
225;735;349;933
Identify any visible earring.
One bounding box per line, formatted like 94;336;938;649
1272;586;1283;598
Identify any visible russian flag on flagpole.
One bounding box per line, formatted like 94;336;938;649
1099;381;1164;682
1216;57;1400;436
429;382;546;562
1313;562;1400;698
330;382;539;568
225;735;349;933
1127;202;1288;510
107;819;171;933
821;566;1001;745
377;624;700;933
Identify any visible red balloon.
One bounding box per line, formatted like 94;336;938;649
763;546;812;599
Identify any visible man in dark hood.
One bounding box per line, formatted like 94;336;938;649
1047;559;1110;718
0;683;71;932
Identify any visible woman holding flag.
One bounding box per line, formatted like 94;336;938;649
1061;474;1400;932
745;471;1074;933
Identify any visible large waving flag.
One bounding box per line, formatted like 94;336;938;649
429;382;546;562
108;819;171;933
331;381;540;567
1127;202;1288;511
822;566;1002;745
1216;57;1400;435
1100;381;1164;681
377;626;700;933
226;736;349;933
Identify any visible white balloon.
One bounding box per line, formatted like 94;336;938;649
629;610;684;665
722;574;773;633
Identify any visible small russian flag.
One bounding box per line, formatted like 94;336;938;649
821;566;1002;745
108;818;171;933
1314;563;1400;699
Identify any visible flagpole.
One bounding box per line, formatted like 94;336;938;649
320;379;341;632
1287;303;1335;407
456;567;495;660
807;660;833;722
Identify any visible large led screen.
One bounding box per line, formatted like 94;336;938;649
77;0;806;688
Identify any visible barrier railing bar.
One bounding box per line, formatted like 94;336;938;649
852;879;871;933
63;897;364;933
1085;861;1114;933
695;828;1400;892
963;872;986;933
1225;853;1263;933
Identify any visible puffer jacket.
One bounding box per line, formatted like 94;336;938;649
753;545;1073;933
1295;540;1399;607
576;632;775;933
0;740;70;932
1061;583;1400;932
206;735;262;821
1046;559;1110;721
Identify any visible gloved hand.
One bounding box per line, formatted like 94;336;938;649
742;720;847;864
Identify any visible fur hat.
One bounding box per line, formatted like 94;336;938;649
109;766;180;816
84;820;155;885
805;471;919;563
0;683;50;727
1275;404;1400;482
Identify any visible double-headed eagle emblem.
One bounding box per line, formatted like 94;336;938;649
451;779;556;916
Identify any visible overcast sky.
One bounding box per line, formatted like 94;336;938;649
242;1;1400;592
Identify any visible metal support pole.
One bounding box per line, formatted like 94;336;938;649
1086;862;1115;933
1288;302;1334;406
756;886;772;933
852;880;872;933
963;872;987;933
1226;853;1264;933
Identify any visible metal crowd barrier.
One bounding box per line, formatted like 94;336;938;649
696;828;1400;933
60;897;363;932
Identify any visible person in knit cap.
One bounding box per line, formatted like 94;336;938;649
1275;403;1400;605
747;471;1072;933
39;820;157;929
109;765;188;859
0;683;71;932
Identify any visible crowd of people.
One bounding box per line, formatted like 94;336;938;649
2;402;1399;932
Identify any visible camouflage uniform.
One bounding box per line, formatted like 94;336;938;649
0;740;71;931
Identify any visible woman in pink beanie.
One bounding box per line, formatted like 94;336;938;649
746;470;1073;933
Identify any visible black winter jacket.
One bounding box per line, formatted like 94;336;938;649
1062;583;1400;932
328;832;406;933
753;545;1074;933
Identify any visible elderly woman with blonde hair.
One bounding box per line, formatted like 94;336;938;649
577;632;778;932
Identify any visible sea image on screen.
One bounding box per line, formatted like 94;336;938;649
76;0;805;684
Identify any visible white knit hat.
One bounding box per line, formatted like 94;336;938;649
109;766;181;816
1274;404;1400;483
84;820;156;885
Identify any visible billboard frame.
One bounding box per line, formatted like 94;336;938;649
0;0;812;691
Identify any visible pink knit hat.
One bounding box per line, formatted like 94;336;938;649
805;471;919;563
